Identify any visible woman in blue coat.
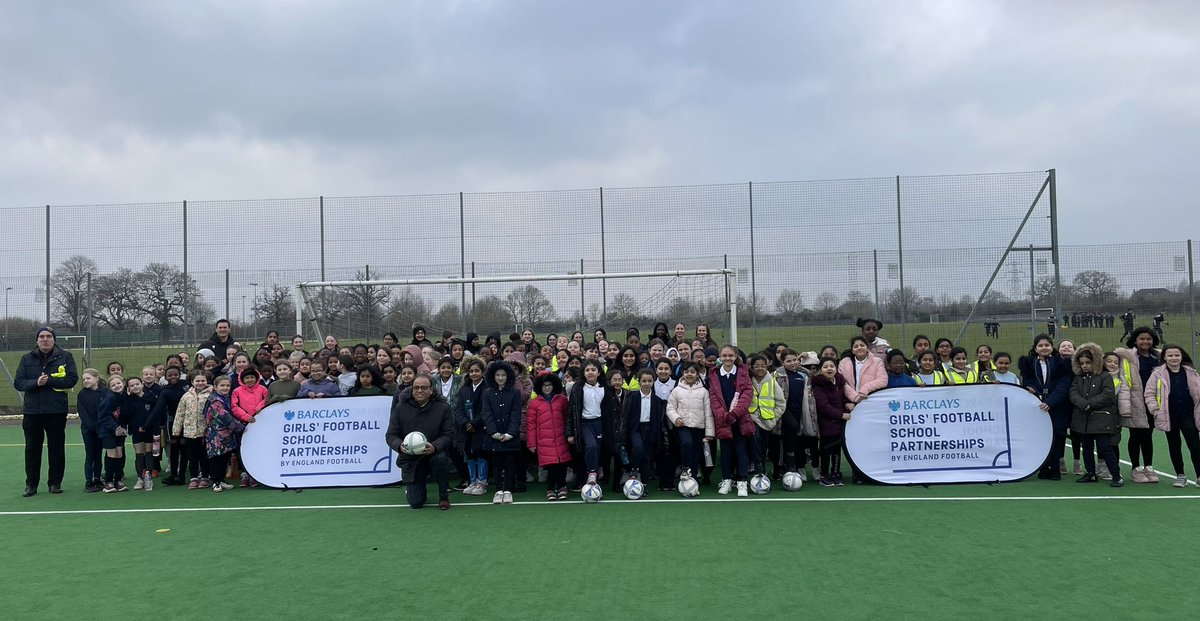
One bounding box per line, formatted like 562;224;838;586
1019;334;1072;480
482;361;523;504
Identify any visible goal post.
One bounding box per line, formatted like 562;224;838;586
294;268;739;347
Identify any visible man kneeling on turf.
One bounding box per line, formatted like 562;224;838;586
386;373;456;510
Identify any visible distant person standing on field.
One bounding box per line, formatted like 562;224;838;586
1120;310;1135;342
13;327;79;497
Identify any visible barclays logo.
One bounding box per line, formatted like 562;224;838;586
888;401;901;412
284;410;296;421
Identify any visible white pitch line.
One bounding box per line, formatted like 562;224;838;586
2;493;1198;517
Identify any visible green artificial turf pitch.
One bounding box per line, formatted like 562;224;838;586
0;424;1196;620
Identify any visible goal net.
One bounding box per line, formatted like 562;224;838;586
294;269;738;347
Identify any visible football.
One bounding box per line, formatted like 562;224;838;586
402;431;428;455
677;476;700;497
581;482;604;503
781;471;804;491
749;473;772;495
622;478;645;500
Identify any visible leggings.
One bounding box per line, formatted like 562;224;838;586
184;438;207;479
1070;430;1082;460
1166;426;1200;477
1080;433;1120;477
545;463;567;492
1127;427;1155;468
492;451;516;492
820;435;843;478
81;427;103;483
209;453;232;484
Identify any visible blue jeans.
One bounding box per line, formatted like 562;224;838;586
581;419;604;472
719;433;750;480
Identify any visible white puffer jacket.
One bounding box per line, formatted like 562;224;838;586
667;380;715;437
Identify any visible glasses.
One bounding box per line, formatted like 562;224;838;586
412;385;431;390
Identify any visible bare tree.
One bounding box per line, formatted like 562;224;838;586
253;285;296;327
814;291;839;315
92;268;142;330
133;263;203;335
340;269;391;336
606;293;641;324
1072;270;1120;303
503;285;556;326
51;255;97;331
774;289;805;319
431;302;462;331
386;286;430;325
469;295;510;332
884;287;925;320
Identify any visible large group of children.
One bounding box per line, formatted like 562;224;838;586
72;316;1200;501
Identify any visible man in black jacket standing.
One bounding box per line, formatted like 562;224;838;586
200;319;235;364
385;374;455;510
13;327;78;497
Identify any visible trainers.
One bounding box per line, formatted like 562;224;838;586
85;482;100;493
525;472;534;483
1097;463;1112;481
1076;473;1098;483
213;483;224;493
736;481;748;497
1072;460;1083;476
133;477;145;490
502;491;514;504
818;477;836;488
1145;468;1160;483
717;479;733;495
586;472;598;486
492;491;504;504
1174;475;1187;488
1130;467;1148;484
1059;458;1067;474
103;482;117;493
797;470;807;482
1110;476;1124;488
240;474;251;488
188;478;199;490
198;477;211;488
834;474;845;487
557;487;569;501
115;480;129;492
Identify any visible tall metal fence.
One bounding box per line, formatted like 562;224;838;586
0;168;1196;359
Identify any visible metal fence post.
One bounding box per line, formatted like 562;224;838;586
579;258;585;330
599;187;607;321
224;269;230;320
748;181;758;350
459;192;467;336
182;200;189;348
896;175;907;348
45;204;51;324
1189;239;1196;357
1029;244;1036;341
1049;169;1062;327
319;196;326;282
873;249;880;318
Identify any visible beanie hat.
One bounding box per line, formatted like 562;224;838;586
36;326;55;339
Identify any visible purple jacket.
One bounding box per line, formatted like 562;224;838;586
811;373;848;437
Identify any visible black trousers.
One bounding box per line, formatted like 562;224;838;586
209;453;232;484
1166;425;1200;476
1127;427;1154;468
81;426;103;484
404;452;453;508
184;438;207;479
630;422;656;477
1080;433;1120;477
545;463;567;492
23;413;67;488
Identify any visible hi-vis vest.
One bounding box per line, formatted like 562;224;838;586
944;368;978;385
915;371;947;386
749;377;777;420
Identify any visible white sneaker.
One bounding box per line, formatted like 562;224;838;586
133;477;145;490
213;483;224;493
465;482;480;496
717;479;733;495
798;470;807;482
492;491;504;504
1174;475;1187;488
1097;463;1112;481
736;481;749;497
502;491;514;504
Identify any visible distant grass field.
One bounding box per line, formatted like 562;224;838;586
1;423;1196;619
1;320;1194;409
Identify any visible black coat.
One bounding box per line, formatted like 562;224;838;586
453;380;486;451
622;389;666;449
385;390;455;482
77;388;104;433
13;345;78;415
566;381;621;449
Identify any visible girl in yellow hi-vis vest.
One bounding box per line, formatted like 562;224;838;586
914;351;948;387
748;354;787;478
944;347;979;384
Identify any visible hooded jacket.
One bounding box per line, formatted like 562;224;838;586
200;331;235;362
385;387;455;481
526;373;572;466
708;364;755;439
454;373;487;452
1113;347;1159;428
666;378;715;436
481;361;523;452
811;372;849;438
837;354;888;403
1145;364;1200;432
173;385;213;439
13;343;78;415
403;344;431;373
1068;343;1118;435
749;373;787;432
777;367;819;437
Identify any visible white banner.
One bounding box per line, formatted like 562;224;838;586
240;396;401;488
844;384;1052;484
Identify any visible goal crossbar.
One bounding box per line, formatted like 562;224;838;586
294;268;739;345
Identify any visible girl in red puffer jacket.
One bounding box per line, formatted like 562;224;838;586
527;372;572;501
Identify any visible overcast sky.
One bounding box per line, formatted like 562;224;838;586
1;0;1196;247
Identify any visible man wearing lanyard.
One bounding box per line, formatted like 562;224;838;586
13;327;79;497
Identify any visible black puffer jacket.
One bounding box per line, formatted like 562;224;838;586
13;345;78;415
1069;342;1118;435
